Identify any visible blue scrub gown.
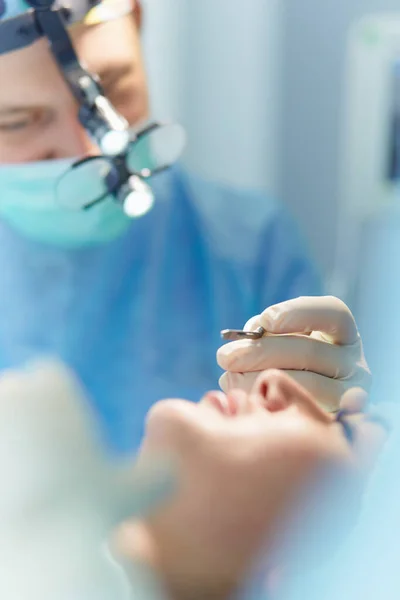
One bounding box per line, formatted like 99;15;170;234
0;166;321;452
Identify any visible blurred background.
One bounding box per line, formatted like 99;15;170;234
141;0;400;294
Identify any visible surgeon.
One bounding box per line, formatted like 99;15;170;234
0;0;359;453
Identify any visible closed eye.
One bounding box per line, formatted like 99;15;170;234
0;119;33;131
336;410;356;445
0;108;45;133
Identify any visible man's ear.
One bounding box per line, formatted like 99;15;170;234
133;0;143;30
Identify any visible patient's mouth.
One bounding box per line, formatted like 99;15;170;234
204;391;238;416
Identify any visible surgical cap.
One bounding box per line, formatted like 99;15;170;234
0;0;133;26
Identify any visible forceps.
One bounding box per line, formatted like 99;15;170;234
220;327;266;341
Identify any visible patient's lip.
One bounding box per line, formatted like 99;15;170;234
205;392;237;416
226;392;239;416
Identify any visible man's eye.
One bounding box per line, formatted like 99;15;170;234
103;79;134;104
0;120;31;132
0;110;43;133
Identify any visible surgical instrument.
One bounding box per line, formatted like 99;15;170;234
221;327;266;341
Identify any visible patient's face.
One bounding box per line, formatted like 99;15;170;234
134;370;378;591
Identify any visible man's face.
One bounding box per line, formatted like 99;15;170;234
0;12;149;163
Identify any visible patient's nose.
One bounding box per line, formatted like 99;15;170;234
253;369;295;412
253;369;331;423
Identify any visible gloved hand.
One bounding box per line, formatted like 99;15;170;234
217;296;371;411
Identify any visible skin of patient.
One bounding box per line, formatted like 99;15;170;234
117;370;385;600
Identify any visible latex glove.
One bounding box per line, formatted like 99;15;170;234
217;296;371;411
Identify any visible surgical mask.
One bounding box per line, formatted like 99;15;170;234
0;158;135;248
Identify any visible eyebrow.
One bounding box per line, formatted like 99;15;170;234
96;64;134;88
0;63;134;117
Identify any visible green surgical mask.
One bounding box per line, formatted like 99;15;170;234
0;158;133;248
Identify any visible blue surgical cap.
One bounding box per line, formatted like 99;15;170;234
0;0;132;25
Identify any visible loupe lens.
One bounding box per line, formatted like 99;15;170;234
122;175;155;218
126;123;186;176
56;157;117;210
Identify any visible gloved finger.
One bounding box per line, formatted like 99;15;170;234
217;334;351;379
220;369;350;412
340;387;369;414
243;314;261;331
284;370;350;412
259;296;359;345
219;370;259;394
243;314;311;337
